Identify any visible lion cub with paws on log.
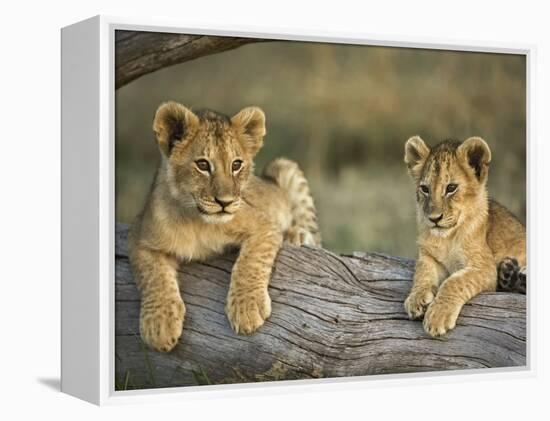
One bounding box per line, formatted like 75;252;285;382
403;136;526;337
128;102;320;352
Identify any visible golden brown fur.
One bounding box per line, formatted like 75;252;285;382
403;136;526;337
128;102;321;352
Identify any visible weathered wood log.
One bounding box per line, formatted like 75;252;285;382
115;31;263;89
115;223;526;390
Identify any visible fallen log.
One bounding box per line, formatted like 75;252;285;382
115;31;263;89
114;223;526;390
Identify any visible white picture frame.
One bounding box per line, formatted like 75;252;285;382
61;15;535;405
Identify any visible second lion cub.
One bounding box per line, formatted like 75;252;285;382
403;136;526;337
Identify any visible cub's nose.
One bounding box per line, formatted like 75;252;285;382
428;214;443;224
214;197;235;208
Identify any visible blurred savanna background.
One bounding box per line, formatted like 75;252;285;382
116;37;526;258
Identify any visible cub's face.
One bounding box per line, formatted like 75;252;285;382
404;136;491;237
153;102;266;224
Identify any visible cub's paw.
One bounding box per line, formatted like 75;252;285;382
404;286;436;319
140;296;185;352
423;300;461;337
226;286;271;335
497;257;520;292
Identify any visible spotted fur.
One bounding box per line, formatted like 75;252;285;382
128;101;320;352
403;136;526;337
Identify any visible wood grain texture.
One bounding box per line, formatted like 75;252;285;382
115;223;526;389
115;31;263;89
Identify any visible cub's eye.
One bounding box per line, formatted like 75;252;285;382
232;160;243;172
419;185;430;195
195;159;210;172
446;183;458;195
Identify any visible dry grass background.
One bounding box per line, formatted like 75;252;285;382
115;40;526;258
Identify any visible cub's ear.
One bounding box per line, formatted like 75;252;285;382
404;136;430;179
231;106;266;155
153;102;199;156
458;136;491;182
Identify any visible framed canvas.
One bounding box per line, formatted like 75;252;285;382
61;15;533;405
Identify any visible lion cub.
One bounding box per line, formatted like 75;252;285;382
128;102;321;352
403;136;526;337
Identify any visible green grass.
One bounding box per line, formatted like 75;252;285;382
115;370;133;391
115;39;526;257
191;366;213;386
115;334;219;390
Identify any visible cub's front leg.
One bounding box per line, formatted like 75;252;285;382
405;253;446;319
129;246;185;352
226;230;283;334
423;264;496;337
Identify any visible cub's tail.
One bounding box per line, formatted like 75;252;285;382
263;158;321;247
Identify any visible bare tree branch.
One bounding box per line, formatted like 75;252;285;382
114;223;526;389
115;31;263;89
